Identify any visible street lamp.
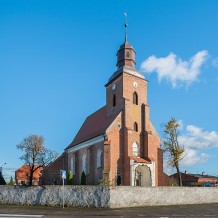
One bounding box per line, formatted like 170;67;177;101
0;163;6;173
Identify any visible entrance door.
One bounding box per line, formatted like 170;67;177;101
135;165;152;186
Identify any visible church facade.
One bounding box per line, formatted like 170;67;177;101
64;37;165;186
40;33;166;186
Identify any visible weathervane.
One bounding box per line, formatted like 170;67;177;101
124;12;128;42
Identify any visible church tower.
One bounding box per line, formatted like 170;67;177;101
105;17;162;186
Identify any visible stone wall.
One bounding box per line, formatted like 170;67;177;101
109;186;218;208
0;185;109;208
1;186;218;208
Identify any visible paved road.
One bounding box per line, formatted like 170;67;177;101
0;204;218;217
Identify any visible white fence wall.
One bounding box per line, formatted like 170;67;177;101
1;185;218;208
110;186;218;208
0;185;109;208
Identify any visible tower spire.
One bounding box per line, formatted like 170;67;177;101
124;12;128;42
116;13;136;69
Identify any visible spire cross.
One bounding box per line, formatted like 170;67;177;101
124;12;128;42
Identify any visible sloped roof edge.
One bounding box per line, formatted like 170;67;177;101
65;106;121;150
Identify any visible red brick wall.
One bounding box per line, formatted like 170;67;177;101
106;113;122;184
67;142;104;185
103;142;111;182
170;173;202;186
87;142;104;185
198;177;218;183
106;75;124;118
105;72;163;186
39;152;67;185
157;148;169;186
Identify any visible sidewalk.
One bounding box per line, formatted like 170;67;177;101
0;204;218;217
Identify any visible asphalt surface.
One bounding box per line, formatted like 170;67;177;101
0;204;218;218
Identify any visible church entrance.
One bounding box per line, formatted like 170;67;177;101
134;165;152;186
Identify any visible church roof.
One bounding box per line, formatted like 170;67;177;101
107;38;145;85
119;41;133;49
66;106;119;149
129;156;151;164
107;65;145;85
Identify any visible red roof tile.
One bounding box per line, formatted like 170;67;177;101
16;165;43;180
104;140;111;145
66;106;120;149
129;156;151;164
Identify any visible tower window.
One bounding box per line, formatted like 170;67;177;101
133;92;138;105
113;94;116;107
134;122;138;132
126;51;130;58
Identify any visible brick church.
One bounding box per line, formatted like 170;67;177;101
40;28;166;187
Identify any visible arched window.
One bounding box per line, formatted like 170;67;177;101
133;92;138;105
126;51;130;58
70;155;75;175
113;94;116;107
97;149;103;168
82;153;87;173
132;142;139;157
134;122;138;132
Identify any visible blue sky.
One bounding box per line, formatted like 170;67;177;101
0;0;218;180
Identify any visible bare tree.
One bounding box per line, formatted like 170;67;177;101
163;118;185;186
17;135;58;186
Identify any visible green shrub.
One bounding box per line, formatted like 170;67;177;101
67;170;73;185
80;171;86;185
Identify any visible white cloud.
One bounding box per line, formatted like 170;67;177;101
180;149;209;167
140;51;208;88
164;123;218;169
180;149;200;167
179;125;218;149
178;124;218;167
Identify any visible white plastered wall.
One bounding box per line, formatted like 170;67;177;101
130;159;155;186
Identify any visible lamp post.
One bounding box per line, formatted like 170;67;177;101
0;163;6;173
